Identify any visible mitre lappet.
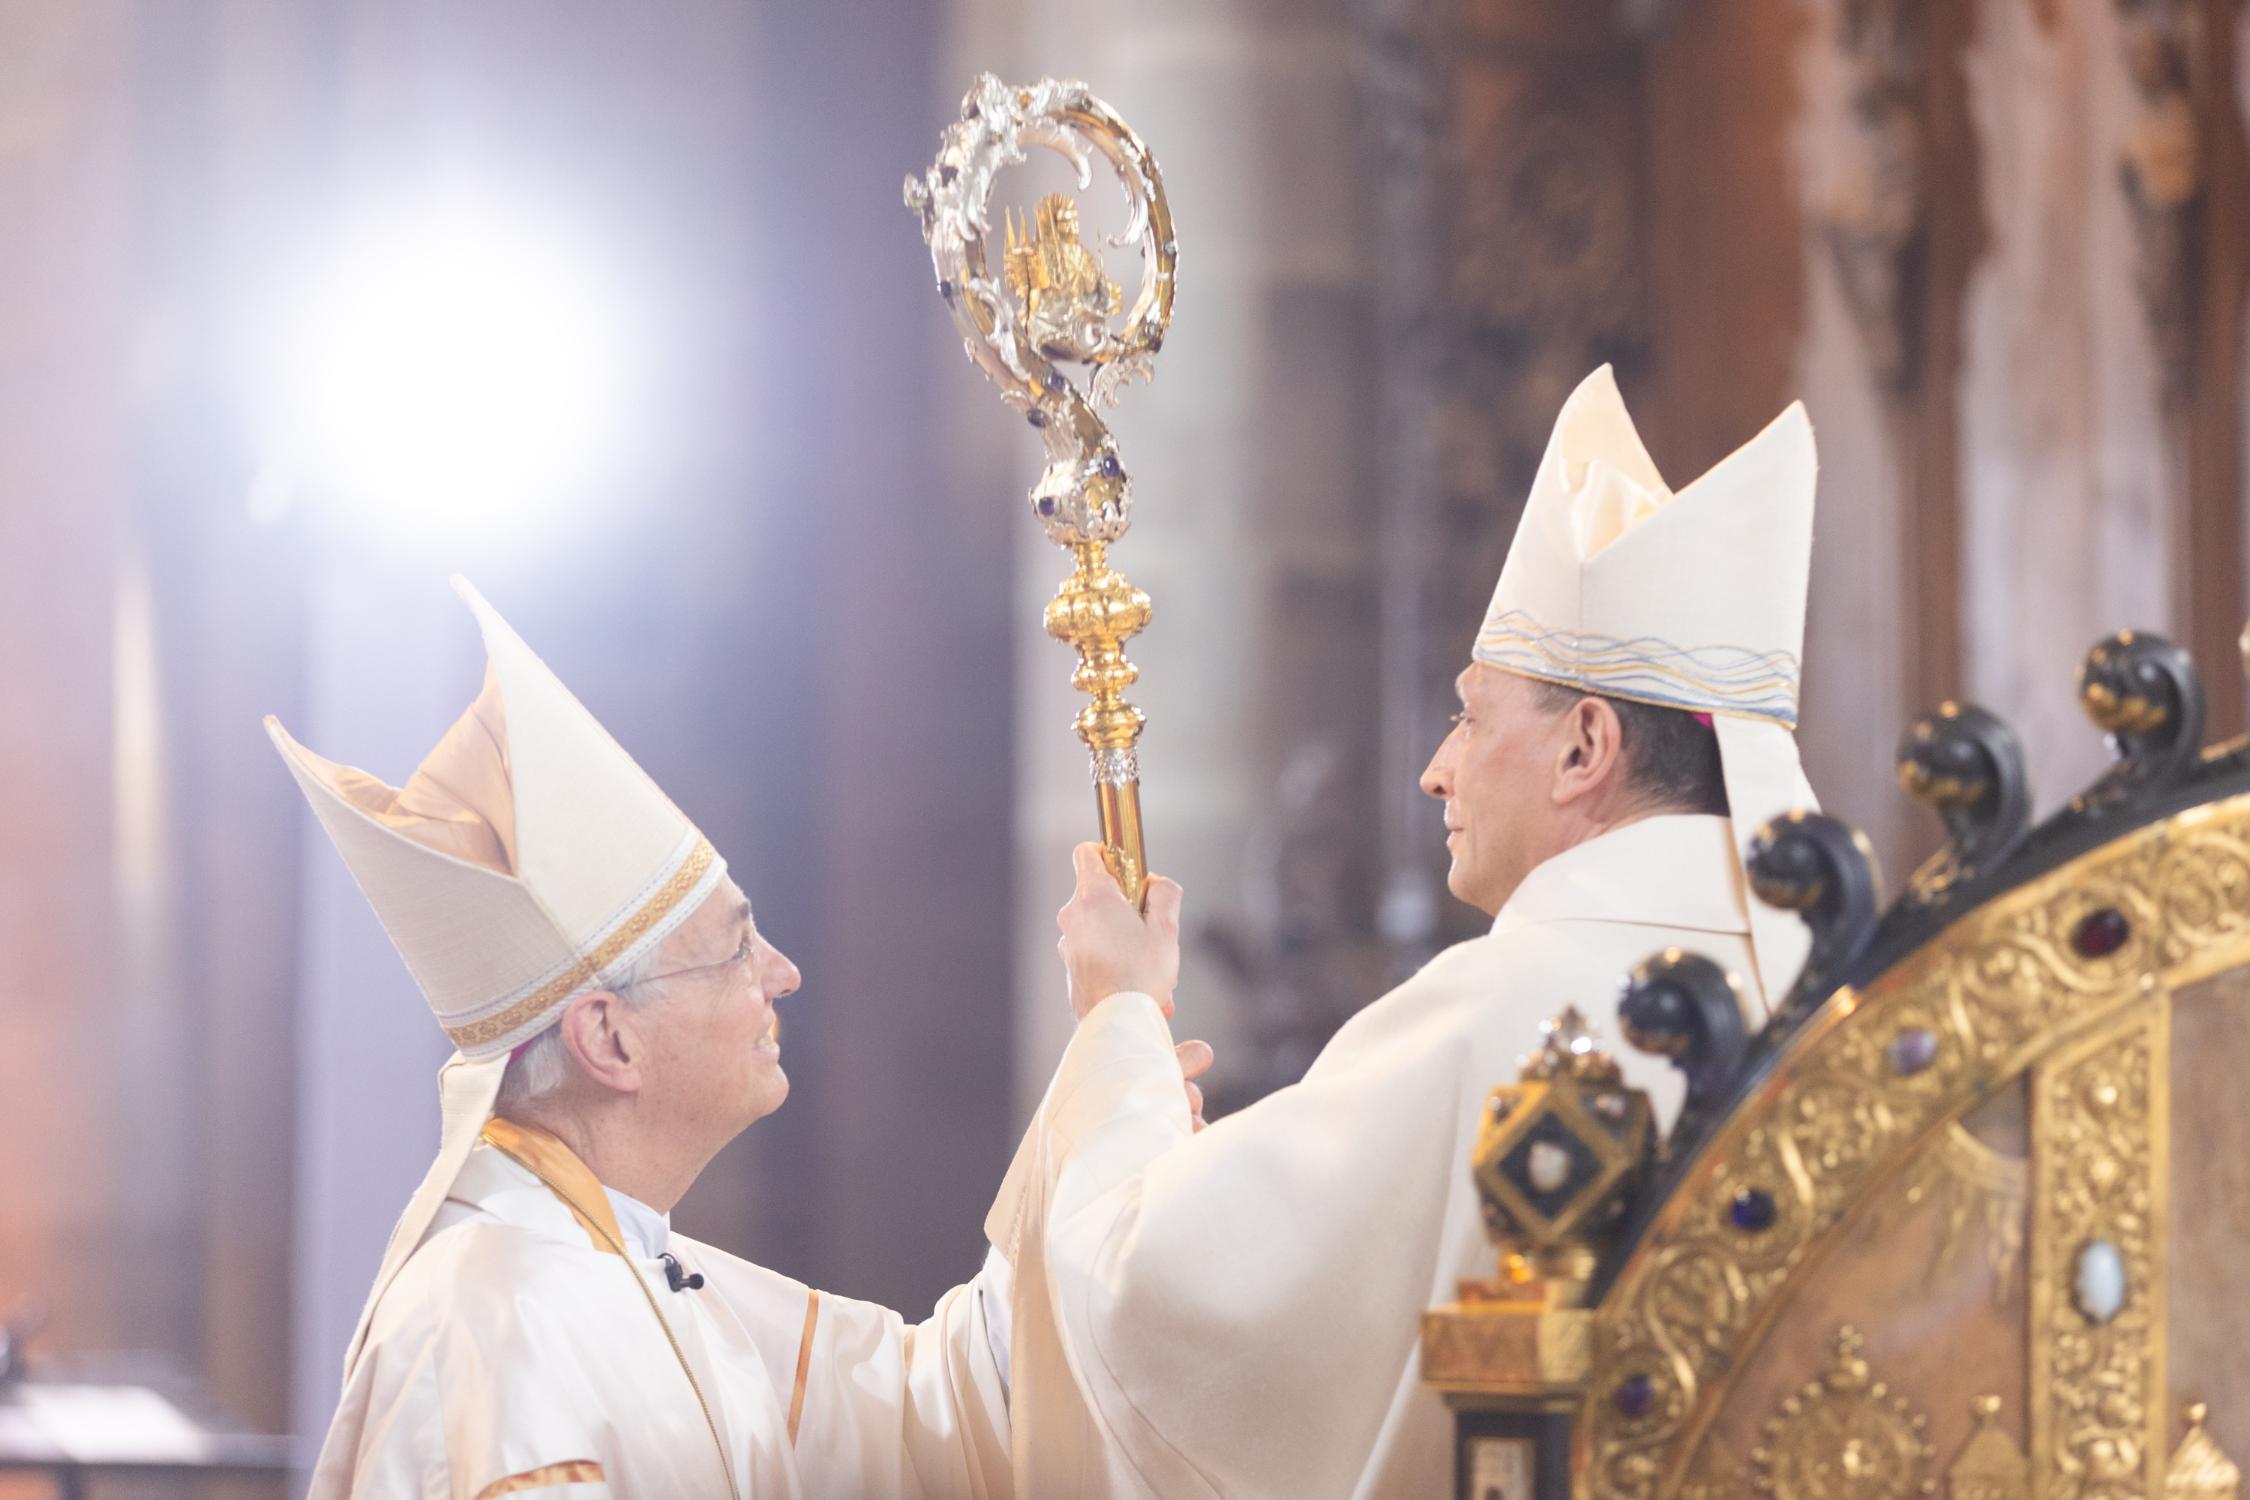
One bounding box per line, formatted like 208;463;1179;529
1476;365;1820;1008
265;577;729;1379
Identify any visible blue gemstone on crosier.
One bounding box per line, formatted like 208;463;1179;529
1614;1374;1655;1418
1730;1188;1777;1232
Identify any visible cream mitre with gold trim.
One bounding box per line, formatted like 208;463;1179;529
266;577;728;1381
1475;365;1819;1010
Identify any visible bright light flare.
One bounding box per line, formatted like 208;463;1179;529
276;201;630;534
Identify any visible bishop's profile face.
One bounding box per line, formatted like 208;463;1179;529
1419;665;1571;915
640;876;801;1139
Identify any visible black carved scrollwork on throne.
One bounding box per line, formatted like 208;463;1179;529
1595;627;2234;1298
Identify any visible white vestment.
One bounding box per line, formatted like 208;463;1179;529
990;815;1766;1499
312;1123;1013;1499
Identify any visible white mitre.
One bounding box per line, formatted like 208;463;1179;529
1476;365;1819;1010
266;576;728;1381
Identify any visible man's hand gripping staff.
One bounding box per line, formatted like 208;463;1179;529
1057;842;1211;1130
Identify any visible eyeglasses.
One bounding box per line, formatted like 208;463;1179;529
618;931;755;991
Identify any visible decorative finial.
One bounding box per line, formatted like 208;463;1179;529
1948;1393;2027;1500
1618;948;1749;1154
1423;1016;1650;1400
2074;630;2207;804
1744;811;1883;1016
1895;701;2031;900
1470;1008;1651;1282
1824;1325;1869;1390
1522;1005;1623;1084
2166;1400;2240;1499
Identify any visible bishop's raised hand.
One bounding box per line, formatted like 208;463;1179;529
1057;841;1182;1021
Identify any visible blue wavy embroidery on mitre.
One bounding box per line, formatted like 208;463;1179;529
1474;610;1801;726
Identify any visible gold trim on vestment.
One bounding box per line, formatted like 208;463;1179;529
477;1117;741;1500
474;1459;605;1498
481;1118;624;1256
445;837;719;1051
789;1290;822;1445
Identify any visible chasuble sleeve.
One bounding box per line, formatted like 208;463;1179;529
1000;939;1520;1500
786;1267;1015;1499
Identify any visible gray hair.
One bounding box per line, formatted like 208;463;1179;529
494;938;672;1115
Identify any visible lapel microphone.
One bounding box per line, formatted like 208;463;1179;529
660;1253;705;1293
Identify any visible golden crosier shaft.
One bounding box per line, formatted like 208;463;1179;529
1043;541;1152;906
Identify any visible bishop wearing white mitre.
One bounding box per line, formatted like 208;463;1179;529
995;366;1822;1498
270;579;1014;1500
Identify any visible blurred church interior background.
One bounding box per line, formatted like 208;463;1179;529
0;0;2243;1489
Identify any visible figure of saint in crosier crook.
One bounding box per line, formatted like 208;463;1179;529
906;73;1177;907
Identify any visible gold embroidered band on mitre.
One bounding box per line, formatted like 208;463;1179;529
443;836;719;1051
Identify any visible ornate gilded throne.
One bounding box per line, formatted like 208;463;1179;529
1423;630;2249;1500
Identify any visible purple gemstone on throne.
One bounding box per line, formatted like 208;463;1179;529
1614;1374;1655;1419
1887;1026;1939;1076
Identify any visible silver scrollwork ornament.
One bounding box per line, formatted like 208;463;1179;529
904;73;1178;546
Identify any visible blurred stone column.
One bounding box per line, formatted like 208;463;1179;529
1954;0;2187;809
1785;0;1970;874
2240;1;2250;609
286;564;466;1448
944;0;1377;1110
0;0;141;1381
1356;0;1667;953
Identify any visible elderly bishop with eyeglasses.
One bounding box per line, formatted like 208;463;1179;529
271;580;1019;1500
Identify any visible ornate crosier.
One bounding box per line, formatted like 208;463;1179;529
906;74;1177;906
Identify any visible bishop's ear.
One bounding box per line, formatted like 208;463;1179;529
1553;695;1628;807
559;989;646;1096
